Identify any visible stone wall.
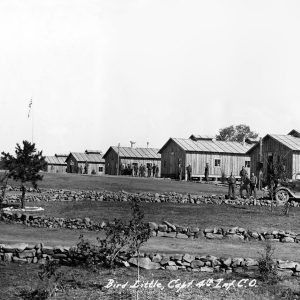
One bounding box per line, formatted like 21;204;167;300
1;211;299;244
3;186;300;207
0;242;299;277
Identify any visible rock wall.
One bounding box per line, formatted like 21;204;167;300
3;186;300;207
0;242;299;277
1;212;299;244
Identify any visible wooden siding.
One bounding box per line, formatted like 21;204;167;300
160;140;186;179
249;136;294;179
185;153;250;177
105;149;161;176
66;154;105;175
292;153;300;177
46;164;67;173
104;149;118;175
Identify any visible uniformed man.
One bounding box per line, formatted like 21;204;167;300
205;163;209;182
240;174;250;198
186;164;192;181
178;159;183;180
250;172;257;199
240;166;248;182
228;172;236;200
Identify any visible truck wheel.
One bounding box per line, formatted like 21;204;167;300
275;190;290;205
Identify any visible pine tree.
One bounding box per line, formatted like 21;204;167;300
1;141;46;208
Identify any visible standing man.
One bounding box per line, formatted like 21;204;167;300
178;159;183;180
155;165;159;178
205;163;209;182
239;166;248;197
186;164;192;181
147;164;152;177
240;166;248;182
152;164;156;177
250;172;257;199
228;172;236;200
258;169;263;190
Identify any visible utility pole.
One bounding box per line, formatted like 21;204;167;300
117;143;120;176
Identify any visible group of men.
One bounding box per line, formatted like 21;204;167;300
227;166;260;200
121;163;159;177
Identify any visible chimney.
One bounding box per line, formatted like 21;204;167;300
259;137;263;162
130;141;135;148
147;142;149;148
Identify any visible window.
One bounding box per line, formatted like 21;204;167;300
245;161;250;168
99;167;103;172
214;159;221;167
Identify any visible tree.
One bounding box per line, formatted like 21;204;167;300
1;141;46;209
216;124;258;142
0;171;9;205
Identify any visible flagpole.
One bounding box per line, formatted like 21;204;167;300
32;102;34;144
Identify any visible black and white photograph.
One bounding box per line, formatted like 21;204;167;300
1;1;300;299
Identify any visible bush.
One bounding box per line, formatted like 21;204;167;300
18;258;65;300
75;196;151;269
258;242;278;283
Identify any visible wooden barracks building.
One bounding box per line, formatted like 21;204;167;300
103;146;161;176
45;154;68;173
65;150;105;175
247;130;300;180
159;135;253;180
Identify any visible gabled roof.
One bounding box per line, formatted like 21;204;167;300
247;134;300;153
288;130;300;138
45;156;67;165
159;138;252;154
189;134;214;141
66;152;105;163
269;134;300;151
103;146;161;159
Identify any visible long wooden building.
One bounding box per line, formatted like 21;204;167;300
66;150;105;175
103;146;161;176
45;154;68;173
247;130;300;180
159;136;253;180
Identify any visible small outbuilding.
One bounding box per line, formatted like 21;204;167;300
66;150;105;175
45;154;68;173
247;130;300;180
103;146;161;176
159;136;253;180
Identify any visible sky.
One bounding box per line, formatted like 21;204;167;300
0;0;300;155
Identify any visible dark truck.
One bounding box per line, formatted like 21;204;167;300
275;173;300;204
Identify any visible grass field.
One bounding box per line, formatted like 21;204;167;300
7;172;228;194
3;263;300;300
2;173;300;299
26;200;300;233
1;222;299;261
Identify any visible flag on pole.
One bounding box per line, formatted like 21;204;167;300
28;98;32;118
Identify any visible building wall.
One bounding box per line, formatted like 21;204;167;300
46;164;67;173
185;153;250;177
104;149;161;176
160;140;186;179
66;155;105;175
104;150;118;175
292;153;300;177
249;136;294;179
